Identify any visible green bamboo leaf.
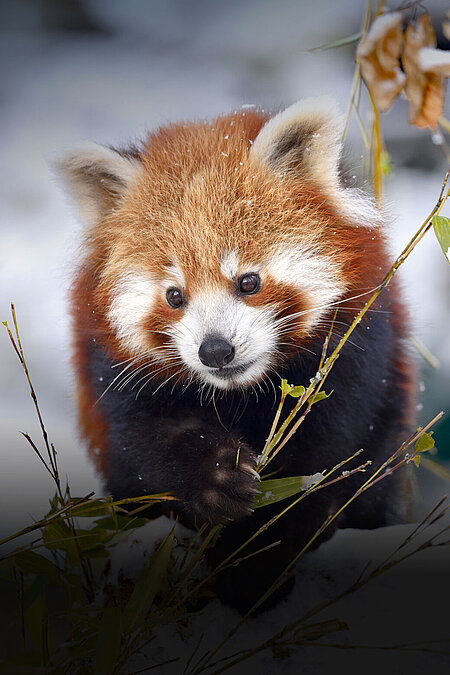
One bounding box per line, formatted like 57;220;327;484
279;381;306;398
123;528;174;634
47;493;59;515
432;215;450;264
94;607;122;675
307;31;362;52
288;385;305;398
81;545;110;559
279;379;292;395
415;431;435;453
42;518;72;541
42;519;78;563
25;592;50;665
0;557;15;580
93;515;148;532
23;577;50;610
14;551;61;585
254;473;323;508
307;389;333;405
293;618;348;641
71;527;105;551
70;499;112;517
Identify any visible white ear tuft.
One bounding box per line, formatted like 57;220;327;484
54;143;141;226
250;98;381;228
250;97;343;188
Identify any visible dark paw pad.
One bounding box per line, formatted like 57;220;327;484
180;431;259;525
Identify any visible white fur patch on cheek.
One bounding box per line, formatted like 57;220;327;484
267;246;346;326
108;271;157;354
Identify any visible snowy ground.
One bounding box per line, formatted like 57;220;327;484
0;1;449;671
111;516;450;674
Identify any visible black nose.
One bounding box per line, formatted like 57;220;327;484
198;337;235;368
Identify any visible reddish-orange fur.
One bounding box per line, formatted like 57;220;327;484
70;109;411;469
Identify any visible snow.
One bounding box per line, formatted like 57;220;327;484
420;47;450;75
358;12;403;49
107;516;195;587
301;472;323;489
112;516;450;674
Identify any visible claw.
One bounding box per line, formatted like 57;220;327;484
240;464;260;480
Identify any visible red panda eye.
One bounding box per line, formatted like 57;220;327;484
166;287;184;308
238;273;260;295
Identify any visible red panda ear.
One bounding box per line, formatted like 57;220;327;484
54;144;141;226
250;98;381;228
250;97;343;191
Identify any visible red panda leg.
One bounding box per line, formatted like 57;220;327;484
105;418;260;526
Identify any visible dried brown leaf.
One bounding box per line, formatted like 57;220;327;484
402;13;445;129
356;12;405;112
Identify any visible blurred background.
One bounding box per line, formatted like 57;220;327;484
0;0;449;535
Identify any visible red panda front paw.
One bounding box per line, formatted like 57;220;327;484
178;432;260;525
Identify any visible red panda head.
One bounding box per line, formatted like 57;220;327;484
58;98;384;392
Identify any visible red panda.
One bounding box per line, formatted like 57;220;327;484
58;98;415;612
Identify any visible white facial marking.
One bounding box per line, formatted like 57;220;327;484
108;271;156;354
163;262;185;288
107;248;347;392
267;245;346;327
168;289;277;390
220;250;239;281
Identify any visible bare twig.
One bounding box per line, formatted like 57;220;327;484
3;304;64;501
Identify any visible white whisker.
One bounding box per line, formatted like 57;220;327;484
95;354;150;404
